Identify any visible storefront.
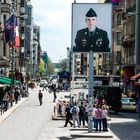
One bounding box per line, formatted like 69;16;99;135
130;73;140;98
121;65;135;92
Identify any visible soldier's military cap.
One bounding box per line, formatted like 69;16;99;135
86;8;97;17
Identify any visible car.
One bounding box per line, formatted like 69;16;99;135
121;97;137;112
39;80;48;87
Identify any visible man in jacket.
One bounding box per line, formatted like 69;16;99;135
74;8;110;52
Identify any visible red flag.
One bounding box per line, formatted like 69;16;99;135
8;19;20;48
14;23;20;48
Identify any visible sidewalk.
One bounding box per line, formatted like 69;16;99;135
52;112;113;138
52;91;114;138
70;128;113;138
0;97;28;123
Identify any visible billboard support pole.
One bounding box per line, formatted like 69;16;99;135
71;52;75;104
88;50;94;132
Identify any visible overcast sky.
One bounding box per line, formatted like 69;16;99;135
31;0;98;63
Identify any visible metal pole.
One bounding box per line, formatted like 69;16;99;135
11;40;14;86
71;52;75;104
135;0;140;74
11;0;16;86
88;50;94;132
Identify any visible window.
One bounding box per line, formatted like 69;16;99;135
117;14;121;25
3;0;7;3
99;54;102;58
117;32;122;45
84;57;87;62
3;15;7;21
20;0;25;7
116;51;121;64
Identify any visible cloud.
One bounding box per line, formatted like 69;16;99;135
31;0;98;62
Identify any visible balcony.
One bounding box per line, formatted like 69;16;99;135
0;3;11;13
113;4;124;12
123;34;135;46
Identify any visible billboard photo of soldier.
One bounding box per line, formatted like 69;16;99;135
72;3;112;53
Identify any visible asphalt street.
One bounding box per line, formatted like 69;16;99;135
0;86;140;140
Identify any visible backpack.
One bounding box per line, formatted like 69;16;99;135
79;106;85;115
72;106;77;115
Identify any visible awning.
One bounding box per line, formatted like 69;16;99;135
0;77;21;85
0;78;11;84
135;82;140;86
131;73;140;80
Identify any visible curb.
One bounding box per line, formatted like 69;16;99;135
70;128;113;138
0;97;28;123
52;113;66;120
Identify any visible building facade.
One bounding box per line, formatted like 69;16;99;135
0;0;41;83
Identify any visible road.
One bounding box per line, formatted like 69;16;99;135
109;111;140;140
0;87;70;140
0;86;140;140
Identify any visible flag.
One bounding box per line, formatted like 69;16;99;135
112;0;121;6
112;0;121;2
4;15;20;48
14;20;20;48
4;15;16;43
41;52;48;64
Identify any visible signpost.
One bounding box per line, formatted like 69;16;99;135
88;51;94;132
72;3;112;133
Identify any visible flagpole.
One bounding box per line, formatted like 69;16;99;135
11;2;16;86
11;40;14;86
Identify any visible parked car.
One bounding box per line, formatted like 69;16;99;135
121;97;137;112
39;80;48;87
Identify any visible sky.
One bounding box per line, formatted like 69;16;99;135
31;0;99;63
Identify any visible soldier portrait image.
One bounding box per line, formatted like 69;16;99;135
72;3;112;53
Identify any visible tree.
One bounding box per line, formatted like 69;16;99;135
59;58;67;72
40;59;45;76
47;57;55;75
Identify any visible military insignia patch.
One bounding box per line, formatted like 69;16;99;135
96;38;103;47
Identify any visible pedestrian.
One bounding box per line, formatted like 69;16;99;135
95;104;102;132
3;92;9;111
57;100;62;116
14;87;20;104
102;105;108;131
42;84;48;91
64;104;73;127
38;90;43;106
70;102;80;128
79;101;86;127
52;84;57;102
92;104;96;129
84;103;88;125
74;8;110;52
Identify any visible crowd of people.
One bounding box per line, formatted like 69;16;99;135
54;95;110;132
0;84;29;114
